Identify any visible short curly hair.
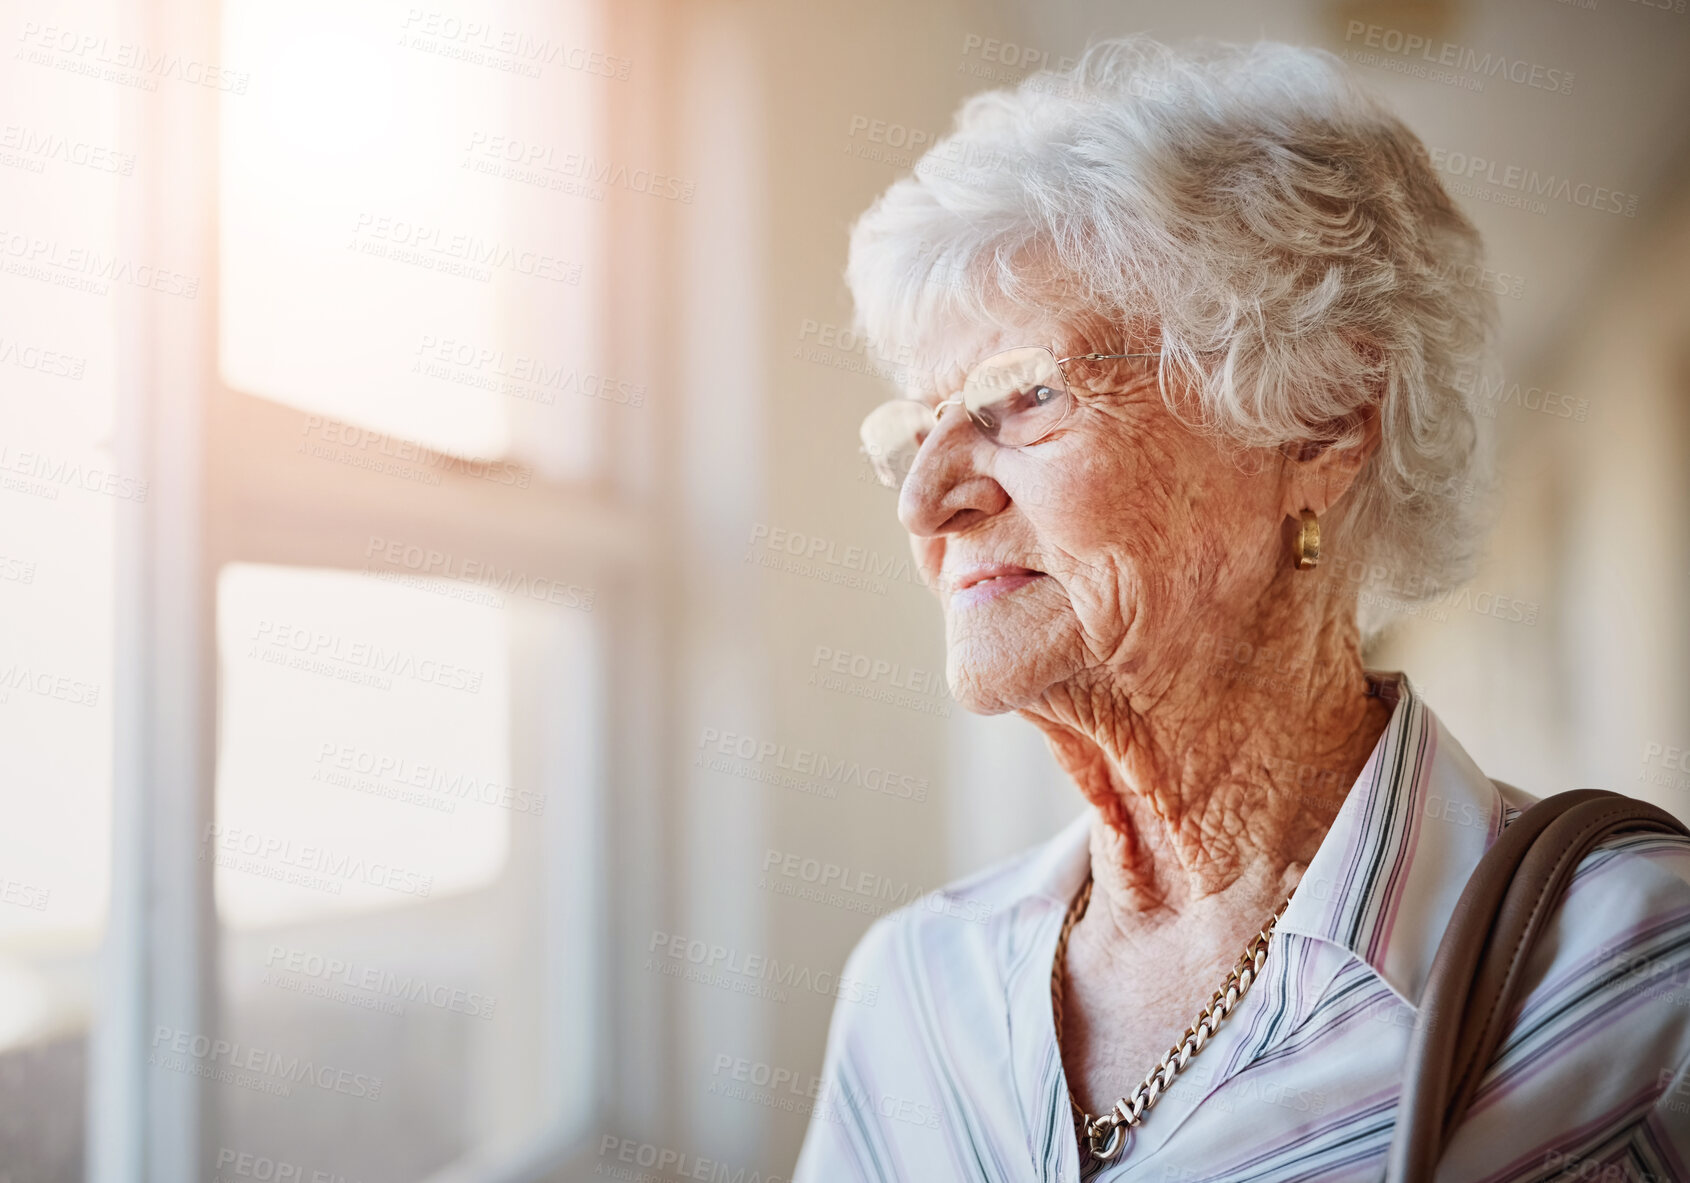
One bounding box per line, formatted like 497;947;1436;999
845;36;1499;636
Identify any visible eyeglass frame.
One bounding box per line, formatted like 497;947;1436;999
861;347;1192;488
926;348;1167;439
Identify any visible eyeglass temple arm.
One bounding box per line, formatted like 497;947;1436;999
1056;349;1224;364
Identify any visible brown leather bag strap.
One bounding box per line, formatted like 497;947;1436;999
1387;788;1690;1182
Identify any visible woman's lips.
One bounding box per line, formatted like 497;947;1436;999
949;566;1046;607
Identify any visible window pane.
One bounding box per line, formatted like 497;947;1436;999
219;0;606;479
0;17;122;1175
214;563;511;927
214;561;601;1175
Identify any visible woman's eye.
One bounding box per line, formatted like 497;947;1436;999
1032;385;1056;406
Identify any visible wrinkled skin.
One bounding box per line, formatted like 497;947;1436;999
896;313;1395;1120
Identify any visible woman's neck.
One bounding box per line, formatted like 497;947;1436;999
1019;592;1394;920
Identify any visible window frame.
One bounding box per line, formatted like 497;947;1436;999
92;0;681;1178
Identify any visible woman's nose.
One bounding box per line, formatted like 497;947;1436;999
897;404;1009;537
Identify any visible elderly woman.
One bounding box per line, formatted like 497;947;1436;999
794;38;1690;1182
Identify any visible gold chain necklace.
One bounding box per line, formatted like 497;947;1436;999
1050;875;1293;1162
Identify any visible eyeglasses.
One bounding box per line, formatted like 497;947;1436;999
858;345;1166;489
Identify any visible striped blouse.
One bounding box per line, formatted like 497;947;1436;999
793;671;1690;1181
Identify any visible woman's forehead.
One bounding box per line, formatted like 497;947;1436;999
891;313;1150;404
892;319;1069;402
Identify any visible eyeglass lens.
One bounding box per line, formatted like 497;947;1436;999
858;346;1073;488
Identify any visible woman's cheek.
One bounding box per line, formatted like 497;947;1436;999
1051;451;1170;550
909;534;945;595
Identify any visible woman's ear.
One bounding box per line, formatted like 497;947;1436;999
1279;403;1382;518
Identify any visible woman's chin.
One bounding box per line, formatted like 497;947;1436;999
944;615;1076;716
946;653;1064;717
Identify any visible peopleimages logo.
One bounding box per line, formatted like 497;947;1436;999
0;334;86;379
743;523;931;594
0;124;135;175
810;646;946;698
264;944;496;1020
1433;362;1591;422
412;335;645;409
808;643;953;718
249;619;487;694
708;1052;945;1131
462;132;695;203
349;212;583;284
16;22;252;93
214;1146;366;1183
761;848;992;924
596;1136;786;1183
0;661;100;707
0;228;198;297
299;414;533;488
698;726;930;804
646;930;880;1006
363;535;595;611
313;741;546;815
0;874;51;911
398;10;632;80
1640;742;1690;793
1341;21;1574;95
0;445;148;501
149;1026;381;1101
1422;147;1639;219
201;823;434;898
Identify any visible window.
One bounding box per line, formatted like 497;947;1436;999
199;0;626;1172
1;0;731;1174
18;0;655;1177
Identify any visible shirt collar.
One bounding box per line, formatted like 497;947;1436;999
1275;669;1504;1008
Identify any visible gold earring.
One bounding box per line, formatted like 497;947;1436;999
1293;509;1321;570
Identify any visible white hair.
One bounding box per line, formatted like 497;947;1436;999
845;37;1498;636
